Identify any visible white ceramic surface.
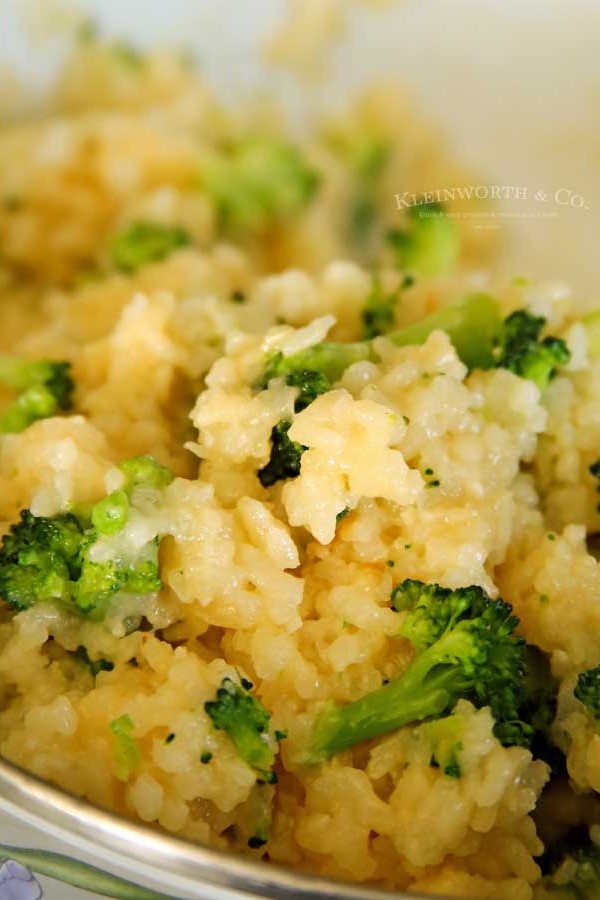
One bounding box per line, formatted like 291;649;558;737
1;2;599;897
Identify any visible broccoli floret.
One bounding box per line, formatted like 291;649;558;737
111;221;191;273
110;714;141;782
199;137;320;236
361;274;414;341
0;455;171;618
258;420;306;488
0;356;74;434
258;363;333;488
540;835;600;898
0;511;84;610
0;510;161;619
493;309;570;391
308;579;527;763
574;664;600;718
387;201;460;277
204;677;278;782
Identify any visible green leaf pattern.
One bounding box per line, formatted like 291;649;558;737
0;845;176;900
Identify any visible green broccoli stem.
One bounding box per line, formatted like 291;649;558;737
388;292;501;370
275;293;501;381
309;631;472;763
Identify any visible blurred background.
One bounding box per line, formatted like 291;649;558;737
2;0;600;296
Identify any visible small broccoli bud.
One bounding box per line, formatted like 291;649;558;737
258;420;306;488
575;665;600;719
110;714;141;782
389;292;502;371
199;137;320;236
0;357;74;434
204;677;278;782
387;201;460;277
494;309;570;391
110;221;191;273
391;579;488;652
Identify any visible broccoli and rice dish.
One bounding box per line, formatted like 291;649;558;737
2;34;600;900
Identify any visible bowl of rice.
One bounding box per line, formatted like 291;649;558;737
2;3;600;899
